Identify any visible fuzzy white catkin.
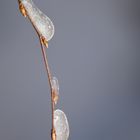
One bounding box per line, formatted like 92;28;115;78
20;0;55;41
54;109;69;140
51;77;59;94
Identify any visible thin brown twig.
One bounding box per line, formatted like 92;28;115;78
39;39;55;131
18;3;55;139
30;17;55;140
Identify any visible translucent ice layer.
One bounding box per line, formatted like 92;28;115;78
19;0;54;41
54;109;69;140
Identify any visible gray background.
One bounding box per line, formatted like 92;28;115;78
0;0;140;140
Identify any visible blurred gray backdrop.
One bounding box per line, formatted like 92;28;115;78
0;0;140;140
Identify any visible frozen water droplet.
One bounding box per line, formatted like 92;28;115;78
19;0;55;41
54;109;69;140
